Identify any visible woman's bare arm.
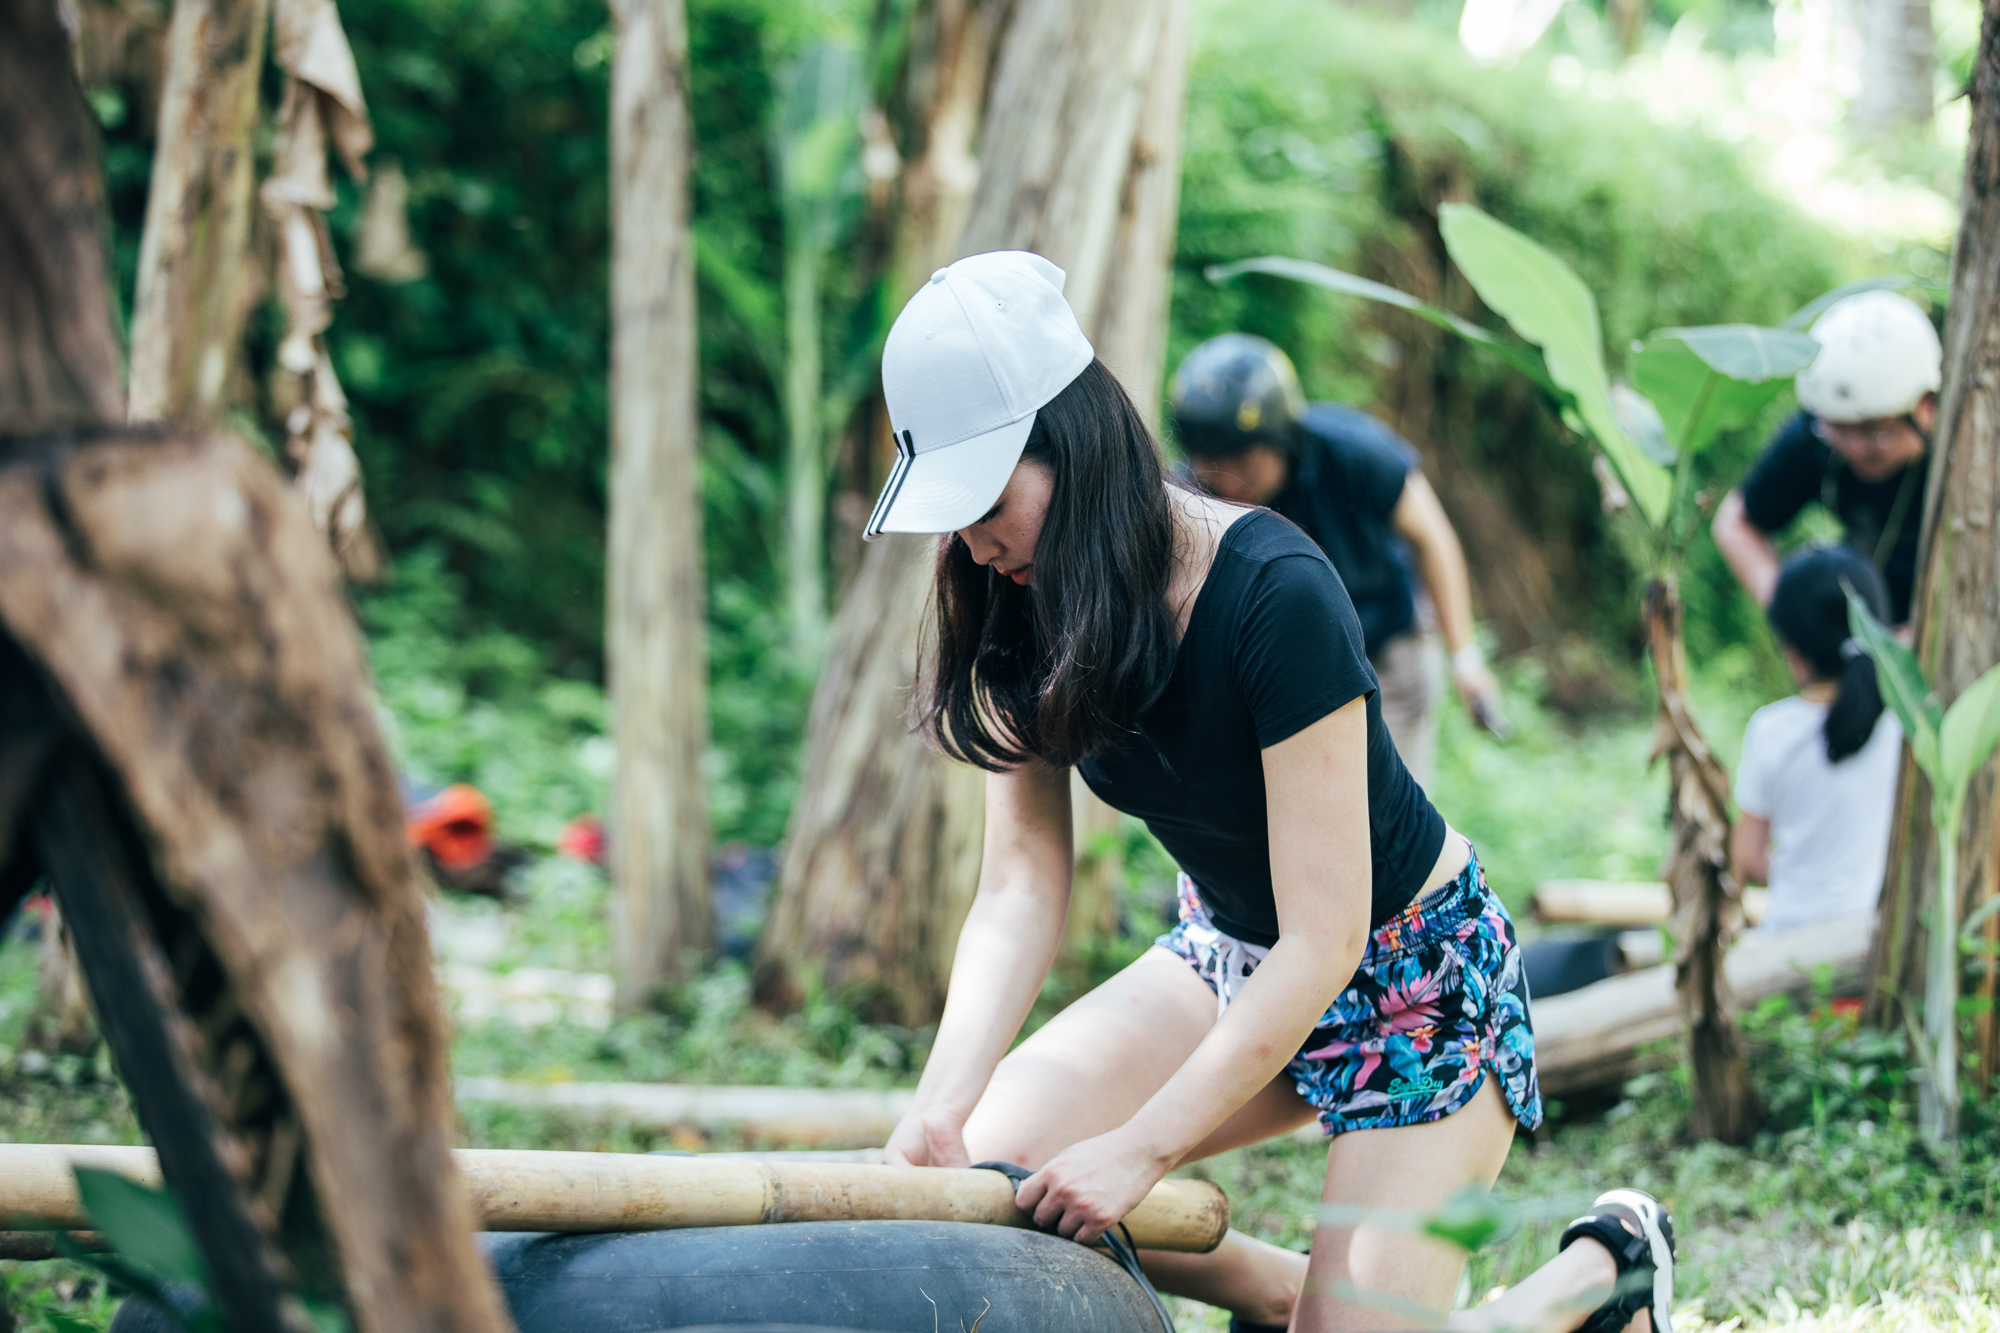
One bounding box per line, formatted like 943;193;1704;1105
1730;812;1771;888
1016;698;1372;1240
884;759;1075;1166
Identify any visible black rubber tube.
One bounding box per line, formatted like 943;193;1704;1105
110;1221;1169;1333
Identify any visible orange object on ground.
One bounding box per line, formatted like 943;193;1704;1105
406;783;496;873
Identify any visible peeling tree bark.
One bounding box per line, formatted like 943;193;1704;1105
0;6;512;1325
1067;0;1191;960
1643;577;1757;1143
127;0;270;424
607;0;713;1008
1868;0;2000;1093
757;0;1178;1025
262;0;385;581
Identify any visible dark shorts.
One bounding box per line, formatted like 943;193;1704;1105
1156;847;1543;1137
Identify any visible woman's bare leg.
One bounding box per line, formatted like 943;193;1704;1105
1137;1076;1319;1325
960;946;1216;1161
1294;1078;1518;1333
1448;1238;1651;1333
960;951;1635;1333
959;946;1310;1323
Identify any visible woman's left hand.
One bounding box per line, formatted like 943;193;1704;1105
1013;1130;1169;1245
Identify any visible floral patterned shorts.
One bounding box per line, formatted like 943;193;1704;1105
1156;847;1543;1137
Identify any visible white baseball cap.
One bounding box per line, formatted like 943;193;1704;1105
864;250;1095;540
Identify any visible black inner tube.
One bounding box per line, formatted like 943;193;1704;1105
972;1159;1177;1333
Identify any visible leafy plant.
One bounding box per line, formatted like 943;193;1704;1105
1846;589;2000;1146
66;1167;350;1333
1211;204;1820;1140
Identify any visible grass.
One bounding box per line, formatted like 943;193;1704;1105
2;657;1992;1329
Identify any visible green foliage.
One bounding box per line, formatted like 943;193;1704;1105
1628;330;1809;458
1175;0;1850;655
1846;588;2000;1143
360;543;805;847
1846;584;2000;833
1436;202;1672;524
360;549;612;849
2;1264;122;1333
1847;588;1942;782
72;1170;207;1294
65;1171;349;1333
451;961;931;1095
323;0;820;844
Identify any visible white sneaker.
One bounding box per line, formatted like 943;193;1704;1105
1560;1187;1676;1333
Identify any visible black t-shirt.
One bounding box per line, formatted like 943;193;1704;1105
1078;511;1448;946
1269;404;1420;657
1739;410;1927;623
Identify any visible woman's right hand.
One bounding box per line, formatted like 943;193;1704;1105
883;1105;973;1168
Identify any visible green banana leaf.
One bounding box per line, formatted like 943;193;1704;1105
1847;584;1942;784
1940;664;2000;796
1203;255;1572;404
1628;334;1793;457
1436;204;1671;524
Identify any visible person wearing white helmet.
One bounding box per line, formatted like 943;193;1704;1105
1712;290;1941;625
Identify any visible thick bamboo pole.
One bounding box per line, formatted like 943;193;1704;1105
0;1146;1229;1254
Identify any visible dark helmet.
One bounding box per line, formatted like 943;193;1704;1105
1169;334;1306;459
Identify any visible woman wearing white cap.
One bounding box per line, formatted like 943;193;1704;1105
871;251;1674;1333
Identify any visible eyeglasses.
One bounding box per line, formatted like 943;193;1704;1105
1813;417;1916;454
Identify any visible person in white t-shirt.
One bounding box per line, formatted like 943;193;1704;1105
1731;545;1902;934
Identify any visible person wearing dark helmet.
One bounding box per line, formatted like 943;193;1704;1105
1712;291;1941;626
1169;335;1506;789
871;250;1676;1333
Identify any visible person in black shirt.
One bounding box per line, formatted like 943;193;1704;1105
1168;335;1507;787
862;251;1676;1333
1712;291;1942;625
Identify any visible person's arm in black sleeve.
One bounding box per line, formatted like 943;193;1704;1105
1714;412;1820;608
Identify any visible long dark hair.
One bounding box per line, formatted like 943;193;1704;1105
918;359;1179;770
1767;544;1891;763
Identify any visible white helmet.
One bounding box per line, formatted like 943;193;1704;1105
1795;291;1941;424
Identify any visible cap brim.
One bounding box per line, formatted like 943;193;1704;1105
863;412;1036;540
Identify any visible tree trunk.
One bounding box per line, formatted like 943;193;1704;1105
1854;0;1936;135
1066;0;1192;960
127;0;270;424
1643;576;1758;1142
607;0;712;1009
263;0;385;581
0;0;125;434
783;235;830;648
0;7;510;1325
1868;0;2000;1096
757;0;1177;1024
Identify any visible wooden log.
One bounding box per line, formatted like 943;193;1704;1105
1532;880;1767;928
454;1077;911;1147
0;1231;104;1260
1532;915;1871;1097
0;1145;1229;1255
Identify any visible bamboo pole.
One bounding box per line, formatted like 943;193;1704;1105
0;1146;1229;1254
1531;881;1768;928
1532;914;1871;1096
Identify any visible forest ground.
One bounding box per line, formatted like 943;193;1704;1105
1;665;1996;1330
